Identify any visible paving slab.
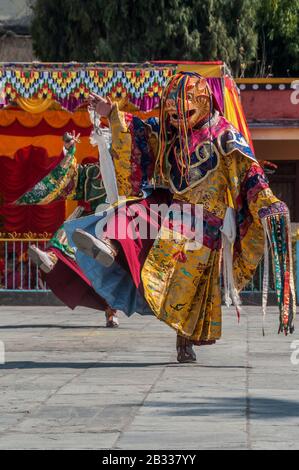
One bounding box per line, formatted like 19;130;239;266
0;305;298;449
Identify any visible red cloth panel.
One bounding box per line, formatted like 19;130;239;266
0;146;65;234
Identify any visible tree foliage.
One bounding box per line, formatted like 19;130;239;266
256;0;299;76
30;0;299;76
30;0;105;61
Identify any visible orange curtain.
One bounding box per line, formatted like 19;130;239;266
0;109;92;128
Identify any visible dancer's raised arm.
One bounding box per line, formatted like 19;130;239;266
89;93;159;197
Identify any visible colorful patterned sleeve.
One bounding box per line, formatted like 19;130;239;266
15;145;79;205
15;145;107;209
224;150;296;335
109;104;159;197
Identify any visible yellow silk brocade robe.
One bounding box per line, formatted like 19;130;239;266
109;105;280;342
142;152;279;342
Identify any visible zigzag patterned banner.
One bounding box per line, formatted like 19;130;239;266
0;63;179;112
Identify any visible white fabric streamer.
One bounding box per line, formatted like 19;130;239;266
88;109;119;205
221;207;241;312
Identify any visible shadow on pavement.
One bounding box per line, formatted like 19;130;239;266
0;361;173;369
139;397;299;420
0;361;251;369
0;324;107;330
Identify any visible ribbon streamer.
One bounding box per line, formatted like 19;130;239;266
89;109;119;206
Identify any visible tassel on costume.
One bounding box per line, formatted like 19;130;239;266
261;211;296;335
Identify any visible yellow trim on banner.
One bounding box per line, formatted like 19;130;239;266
16;97;54;113
176;64;222;77
236;77;295;84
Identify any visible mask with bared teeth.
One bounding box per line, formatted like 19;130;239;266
162;75;211;130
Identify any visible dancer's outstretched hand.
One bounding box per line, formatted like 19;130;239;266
88;92;113;117
63;130;81;150
71;130;81;143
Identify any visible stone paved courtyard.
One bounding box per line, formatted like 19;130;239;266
0;305;298;450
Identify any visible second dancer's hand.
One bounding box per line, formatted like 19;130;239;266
88;92;113;118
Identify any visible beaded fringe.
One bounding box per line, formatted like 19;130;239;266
262;213;296;335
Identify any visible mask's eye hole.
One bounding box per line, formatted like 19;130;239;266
187;93;193;100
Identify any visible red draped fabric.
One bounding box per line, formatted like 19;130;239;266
0;146;65;235
112;190;172;289
42;248;108;310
